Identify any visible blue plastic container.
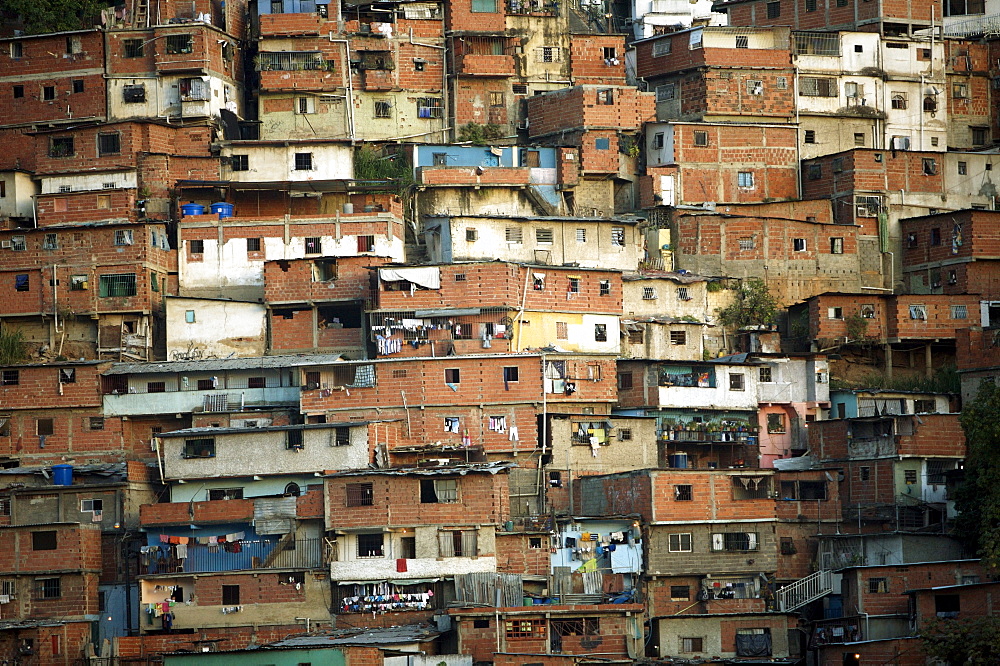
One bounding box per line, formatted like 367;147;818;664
210;202;234;219
181;203;205;216
668;453;688;469
52;464;73;486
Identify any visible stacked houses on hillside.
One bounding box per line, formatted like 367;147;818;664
0;0;997;663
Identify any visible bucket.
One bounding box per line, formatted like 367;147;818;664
210;202;234;219
180;203;205;217
343;202;354;214
52;464;73;486
668;453;688;469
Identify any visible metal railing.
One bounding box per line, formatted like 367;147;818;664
256;51;326;71
777;570;833;612
943;13;1000;38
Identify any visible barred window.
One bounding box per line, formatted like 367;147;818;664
374;100;392;118
611;226;625;246
346;483;373;506
536;228;553;244
799;77;837;97
656;83;676;102
652;39;671;57
417;97;443;118
98;274;137;298
505;227;523;243
711;532;758;551
506;618;545;638
165;35;194;55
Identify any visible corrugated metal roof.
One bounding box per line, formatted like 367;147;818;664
103;354;347;375
325;461;515;478
267;624;442;647
156;421;393;438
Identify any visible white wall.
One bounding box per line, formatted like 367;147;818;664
40;170;138;194
220;143;354;182
165;298;267;359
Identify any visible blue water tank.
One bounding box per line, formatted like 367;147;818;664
180;203;205;216
669;453;688;469
52;464;73;486
210;202;234;219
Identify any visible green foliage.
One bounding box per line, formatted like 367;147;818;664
831;366;960;395
706;280;725;293
457;123;505;146
716;278;778;330
956;380;1000;571
0;327;27;366
353;147;413;191
0;0;104;34
922;616;1000;666
844;312;869;341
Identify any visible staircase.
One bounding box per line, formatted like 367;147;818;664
777;570;834;612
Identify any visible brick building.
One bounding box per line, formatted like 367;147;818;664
716;0;943;36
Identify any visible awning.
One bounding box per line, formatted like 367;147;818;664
414;307;480;317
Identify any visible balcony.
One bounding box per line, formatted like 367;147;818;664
141;499;254;527
329;555;497;581
259;12;324;37
139;538;326;575
103;386;300;416
454;53;515;76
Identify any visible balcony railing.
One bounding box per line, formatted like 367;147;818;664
139;538;325;575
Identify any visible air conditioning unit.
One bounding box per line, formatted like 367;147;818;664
0;241;11;249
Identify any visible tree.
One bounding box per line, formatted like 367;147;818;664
716;278;778;330
922;616;1000;666
956;380;1000;572
0;327;27;366
0;0;105;34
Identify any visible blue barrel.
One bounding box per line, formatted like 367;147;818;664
180;203;205;216
52;464;73;486
669;453;688;469
210;202;234;219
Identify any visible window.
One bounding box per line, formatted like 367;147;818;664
641;286;657;300
37;578;60;599
738;237;755;251
43;86;55;101
804;130;816;144
294;153;313;171
905;469;918;485
766;1;780;18
357;235;375;252
767;413;786;433
512;83;528;95
729;373;745;391
776;76;788;90
682;637;704;652
652;39;672;56
800;77;837;97
244;237;262;253
285;429;304;450
14;274;28;292
652;132;664;149
49;137;74;158
618;428;632;441
738;172;754;188
830;237;844;254
693;131;708;147
346;483;373;506
123;39;143;57
295;96;315;114
72;79;84;94
670;586;690;601
32;531;57;551
183;438;215;458
953;83;969;99
502;366;520;384
445;368;461;384
438;529;477;557
735;629;771;657
759;366;772;383
147;382;165;393
595;137;610;150
59;368;75;384
890;92;907;109
746;79;763;95
793;238;807;252
221;585;240;605
115;230;133;246
374;99;392;118
575;228;586;243
12;85;23;98
611;226;625;246
951;304;968;319
10;42;23;58
1;370;18;386
230;155;249;171
924;95;937;112
304;237;321;254
417;97;443;118
123;84;146;103
356;532;385;558
465;228;478;242
668;533;692;552
869;577;889;593
595;324;607;342
536;46;561;63
506;619;545;638
674;485;692;501
617;373;634;391
736;35;749;49
854;132;865;146
935;594;961;618
471;0;497;10
421;479;458;503
599;280;611;296
36;418;54;438
568;277;580;294
910;303;928;319
94;133;122;157
165;35;194;55
923;158;938;176
535;228;553;244
670;331;687;346
627;329;642;345
676;287;689;300
505;227;523;243
972;127;988;146
732;476;769;499
208;488;244;500
957;161;968;176
655;83;676;101
712;532;759;551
